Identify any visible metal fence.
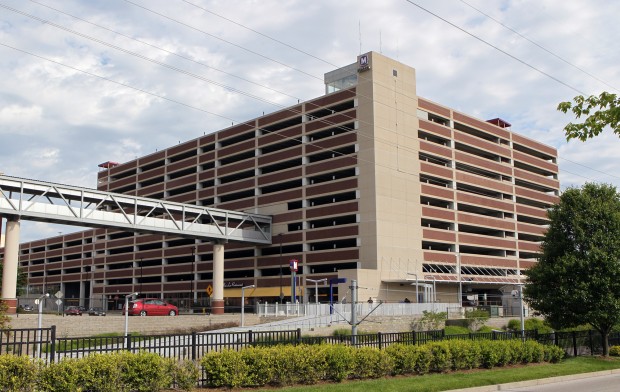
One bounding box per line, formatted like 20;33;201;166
4;325;618;364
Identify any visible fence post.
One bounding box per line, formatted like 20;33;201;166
191;332;197;361
126;334;132;352
248;330;253;346
572;331;578;357
412;331;417;346
50;325;56;363
377;332;382;350
589;330;594;356
297;328;302;346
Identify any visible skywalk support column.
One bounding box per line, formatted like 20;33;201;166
1;218;20;314
211;242;225;314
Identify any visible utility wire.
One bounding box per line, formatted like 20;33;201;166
27;0;302;103
0;42;552;205
459;0;620;94
8;2;615;187
403;0;586;95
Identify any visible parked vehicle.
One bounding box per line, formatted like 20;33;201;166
88;307;106;316
19;304;33;312
64;306;82;316
123;298;178;316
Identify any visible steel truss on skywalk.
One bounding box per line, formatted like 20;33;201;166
0;175;271;244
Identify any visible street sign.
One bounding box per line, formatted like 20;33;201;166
289;259;298;272
55;291;63;299
329;278;347;284
55;299;62;306
206;284;213;297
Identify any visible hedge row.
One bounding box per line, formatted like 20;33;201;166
201;340;565;388
0;351;199;392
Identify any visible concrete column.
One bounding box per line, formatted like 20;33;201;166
1;218;20;314
211;242;225;314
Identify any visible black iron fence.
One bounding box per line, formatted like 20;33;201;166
2;326;620;364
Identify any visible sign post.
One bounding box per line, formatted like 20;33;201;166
289;259;298;303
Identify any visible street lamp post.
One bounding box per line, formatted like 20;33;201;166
124;292;139;344
36;293;49;354
306;278;327;304
457;252;462;307
241;285;255;327
519;284;525;339
190;246;196;310
278;234;283;303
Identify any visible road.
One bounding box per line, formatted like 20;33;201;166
451;370;620;392
503;372;620;392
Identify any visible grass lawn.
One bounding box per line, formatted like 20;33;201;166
262;356;620;392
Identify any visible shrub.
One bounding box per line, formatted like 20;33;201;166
479;340;500;369
270;345;323;386
201;349;249;388
610;345;620;357
506;319;521;331
241;346;276;387
428;342;452;373
447;339;481;370
80;353;124;392
323;344;354;382
525;318;554;334
385;344;419;375
351;347;392;379
0;354;39;392
38;358;82;392
415;344;433;375
294;345;328;385
521;340;545;364
544;344;566;363
506;318;553;334
172;360;200;392
118;351;174;392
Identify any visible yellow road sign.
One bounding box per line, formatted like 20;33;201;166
206;284;213;297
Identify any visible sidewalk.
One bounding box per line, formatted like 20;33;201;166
9;312;261;337
446;369;620;391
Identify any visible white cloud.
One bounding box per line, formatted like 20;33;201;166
1;0;620;242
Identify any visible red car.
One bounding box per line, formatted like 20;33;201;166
123;298;178;316
64;306;83;316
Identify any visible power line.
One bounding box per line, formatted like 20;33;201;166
7;2;616;187
403;0;586;95
0;41;559;206
26;0;302;103
459;0;620;94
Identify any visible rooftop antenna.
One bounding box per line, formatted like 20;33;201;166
358;20;362;54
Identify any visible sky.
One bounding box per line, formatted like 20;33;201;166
1;0;620;243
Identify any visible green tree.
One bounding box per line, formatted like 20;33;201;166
557;92;620;141
524;183;620;355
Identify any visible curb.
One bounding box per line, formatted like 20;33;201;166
446;368;620;391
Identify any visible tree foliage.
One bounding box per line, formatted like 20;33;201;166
557;92;620;141
524;183;620;355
